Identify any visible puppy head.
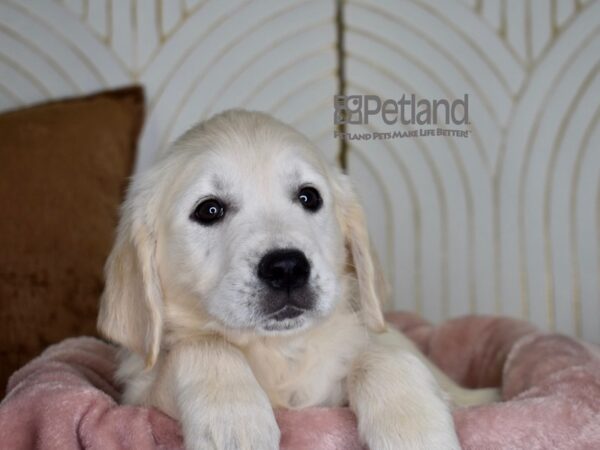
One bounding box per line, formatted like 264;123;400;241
98;110;386;366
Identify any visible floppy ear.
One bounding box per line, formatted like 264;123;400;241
98;190;163;368
332;169;388;332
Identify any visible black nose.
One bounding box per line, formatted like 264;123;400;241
258;249;310;291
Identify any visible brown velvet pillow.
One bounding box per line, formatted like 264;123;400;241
0;87;144;397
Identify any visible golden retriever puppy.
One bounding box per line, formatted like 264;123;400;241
98;110;498;450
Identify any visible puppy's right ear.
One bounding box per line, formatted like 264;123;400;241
331;168;388;333
98;188;163;368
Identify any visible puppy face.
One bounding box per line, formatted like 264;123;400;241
161;126;345;334
98;110;385;365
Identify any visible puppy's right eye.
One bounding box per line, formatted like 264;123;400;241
191;199;226;225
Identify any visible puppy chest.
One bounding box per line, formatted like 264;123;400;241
243;338;362;409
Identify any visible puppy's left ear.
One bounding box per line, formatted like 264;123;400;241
332;168;388;332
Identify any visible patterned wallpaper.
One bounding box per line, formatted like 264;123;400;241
343;0;600;343
0;0;339;167
0;0;598;342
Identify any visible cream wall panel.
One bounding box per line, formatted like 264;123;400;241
0;0;339;169
344;0;600;342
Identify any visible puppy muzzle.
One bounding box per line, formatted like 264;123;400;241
257;248;314;319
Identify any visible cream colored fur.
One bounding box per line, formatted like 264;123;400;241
98;110;498;450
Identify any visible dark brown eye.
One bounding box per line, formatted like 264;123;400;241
297;186;322;212
191;199;225;225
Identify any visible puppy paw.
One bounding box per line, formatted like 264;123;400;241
360;408;461;450
184;402;280;450
365;431;461;450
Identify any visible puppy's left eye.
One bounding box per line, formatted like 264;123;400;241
297;186;322;212
191;199;226;225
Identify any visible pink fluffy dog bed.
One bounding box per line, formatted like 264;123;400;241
1;312;599;450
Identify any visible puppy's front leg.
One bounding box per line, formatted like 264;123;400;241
169;338;280;450
348;345;461;450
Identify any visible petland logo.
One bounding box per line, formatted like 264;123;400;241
333;94;471;140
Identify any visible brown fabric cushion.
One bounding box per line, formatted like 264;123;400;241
0;87;144;397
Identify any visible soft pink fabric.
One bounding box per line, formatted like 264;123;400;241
1;313;599;450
